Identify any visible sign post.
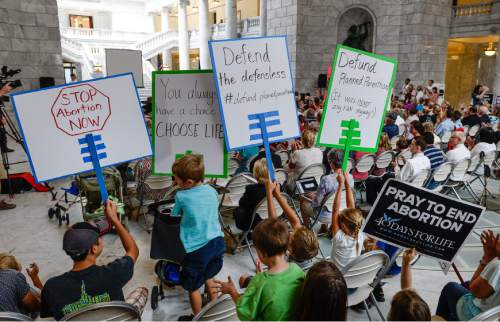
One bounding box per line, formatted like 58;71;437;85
317;45;397;158
11;73;152;201
209;36;300;179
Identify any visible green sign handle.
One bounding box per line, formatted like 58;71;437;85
175;150;193;160
340;119;359;171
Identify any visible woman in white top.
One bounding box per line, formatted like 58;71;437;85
330;171;365;269
286;130;323;191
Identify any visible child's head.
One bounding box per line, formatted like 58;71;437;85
172;154;204;188
289;227;319;262
339;208;364;252
0;253;21;271
301;130;316;148
387;289;431;321
252;218;288;262
339;208;363;236
253;158;269;185
296;260;347;321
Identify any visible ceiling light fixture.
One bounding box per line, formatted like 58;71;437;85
484;42;496;56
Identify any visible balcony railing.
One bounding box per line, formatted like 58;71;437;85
453;0;493;17
60;27;151;42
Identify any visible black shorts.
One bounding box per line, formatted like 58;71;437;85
181;237;225;291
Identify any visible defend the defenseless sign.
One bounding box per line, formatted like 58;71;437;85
152;70;228;178
317;45;397;152
209;36;300;151
363;179;484;263
11;73;152;182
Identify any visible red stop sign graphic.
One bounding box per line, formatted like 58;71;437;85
51;84;111;136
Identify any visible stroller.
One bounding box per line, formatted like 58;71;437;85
149;201;186;310
48;167;126;229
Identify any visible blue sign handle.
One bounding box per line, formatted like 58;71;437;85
85;133;108;202
258;114;276;182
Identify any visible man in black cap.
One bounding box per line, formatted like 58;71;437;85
382;112;399;139
40;201;145;320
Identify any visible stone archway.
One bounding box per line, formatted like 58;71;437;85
337;6;376;52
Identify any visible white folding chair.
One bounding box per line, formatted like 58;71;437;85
468;124;480;137
440;131;452;151
427;162;453;192
298;163;326;184
275;149;290;164
193;294;239;321
275;168;288;188
398;123;407;136
346;158;354;173
410;168;430;187
353;154;376;202
389;135;400;150
219;173;257;215
371;151;394;177
227;157;239;177
441;158;471;200
0;312;34;321
341;250;389;321
308;188;348;229
398;148;412;162
469;305;500;321
61;301;141;321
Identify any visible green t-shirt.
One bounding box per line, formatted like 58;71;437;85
236;263;305;321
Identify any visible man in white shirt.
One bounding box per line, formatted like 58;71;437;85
394;137;431;182
366;137;430;204
446;131;471;181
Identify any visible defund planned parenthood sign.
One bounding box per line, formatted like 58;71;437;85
318;45;397;152
363;179;484;263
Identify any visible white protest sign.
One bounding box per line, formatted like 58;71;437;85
12;73;152;182
152;71;227;177
318;45;397;152
209;36;300;151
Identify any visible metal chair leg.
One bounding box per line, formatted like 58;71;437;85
363;300;373;321
370;292;386;321
451;187;462;200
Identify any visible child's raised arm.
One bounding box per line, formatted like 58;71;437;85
331;171;344;236
344;171;355;209
265;179;278;219
272;183;302;230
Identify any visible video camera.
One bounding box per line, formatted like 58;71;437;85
0;65;22;89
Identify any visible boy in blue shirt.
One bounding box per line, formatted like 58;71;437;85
171;154;225;320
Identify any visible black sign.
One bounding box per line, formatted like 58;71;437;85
363;179;484;262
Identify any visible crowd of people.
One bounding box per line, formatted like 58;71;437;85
1;77;499;321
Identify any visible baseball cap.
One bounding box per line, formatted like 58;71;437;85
63;222;100;255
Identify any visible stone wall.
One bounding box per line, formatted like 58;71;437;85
267;0;452;94
0;0;64;91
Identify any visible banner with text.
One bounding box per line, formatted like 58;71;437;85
11;73;152;182
209;36;300;151
317;45;397;152
153;70;227;177
363;179;484;263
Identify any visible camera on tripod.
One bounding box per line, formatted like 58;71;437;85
0;65;22;89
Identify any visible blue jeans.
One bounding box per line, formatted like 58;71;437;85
436;282;470;321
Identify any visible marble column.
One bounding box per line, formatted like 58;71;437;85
178;0;190;70
148;12;156;33
225;0;237;38
493;39;500;99
160;7;170;32
199;0;211;68
259;0;267;36
162;49;172;70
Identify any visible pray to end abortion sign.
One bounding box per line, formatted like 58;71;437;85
209;36;300;151
318;45;397;152
363;179;484;263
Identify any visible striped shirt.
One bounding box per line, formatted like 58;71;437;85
424;146;445;171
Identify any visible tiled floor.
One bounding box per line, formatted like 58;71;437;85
1;140;499;321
